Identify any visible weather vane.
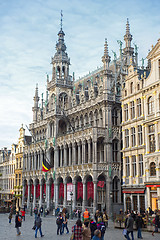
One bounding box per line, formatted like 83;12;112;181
60;10;63;30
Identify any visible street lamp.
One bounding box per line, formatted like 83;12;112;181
43;193;46;217
30;194;33;216
110;192;113;221
70;191;73;219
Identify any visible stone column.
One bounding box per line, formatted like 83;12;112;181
136;155;139;184
130;194;133;210
104;142;107;163
155;122;159;152
64;181;67;208
27;182;31;208
144;125;149;154
72;142;76;165
82;181;86;213
157;187;160;210
93;180;97;214
78;142;81;165
55;180;59;208
60;146;63;167
146;187;150;208
129;156;132;185
73;181;76;211
93;141;97;164
33;180;36;208
124;193;126;212
88;139;91;163
47;180;50;209
137;194;140;212
82;142;85;164
69;144;72;166
106;180;111;217
39;182;42;207
64;144;68;167
22;181;25;207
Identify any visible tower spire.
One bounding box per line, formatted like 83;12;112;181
126;18;130;35
60;10;63;30
102;38;111;70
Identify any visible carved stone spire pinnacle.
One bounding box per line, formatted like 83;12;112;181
126;18;130;35
102;38;111;70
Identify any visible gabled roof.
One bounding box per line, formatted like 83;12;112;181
147;38;160;60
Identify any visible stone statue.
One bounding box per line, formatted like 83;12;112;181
112;50;117;61
117;40;123;50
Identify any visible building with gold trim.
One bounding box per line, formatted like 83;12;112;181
121;38;160;211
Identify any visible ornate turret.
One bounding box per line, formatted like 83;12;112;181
32;84;39;122
123;18;134;66
102;38;111;70
48;11;72;91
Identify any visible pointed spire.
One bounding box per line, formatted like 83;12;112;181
102;38;111;70
35;83;38;97
60;10;63;31
126;18;130;35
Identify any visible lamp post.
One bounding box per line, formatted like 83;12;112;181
30;194;33;216
43;193;46;217
110;192;113;221
70;191;73;219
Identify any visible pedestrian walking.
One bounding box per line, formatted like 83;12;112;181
8;212;12;224
82;221;91;240
94;210;99;223
126;213;134;240
20;208;26;221
92;229;101;240
102;211;108;228
15;211;22;236
56;213;63;235
83;209;90;222
40;206;43;217
62;213;69;234
90;219;97;239
34;206;38;220
152;212;159;236
97;217;106;240
78;210;82;219
34;213;44;238
72;219;83;240
135;212;144;239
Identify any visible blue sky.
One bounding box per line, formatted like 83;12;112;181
0;0;160;148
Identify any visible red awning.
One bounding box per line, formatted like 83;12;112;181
123;190;144;194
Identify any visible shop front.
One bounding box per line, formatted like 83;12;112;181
146;184;160;210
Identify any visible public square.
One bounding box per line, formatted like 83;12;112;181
0;213;159;240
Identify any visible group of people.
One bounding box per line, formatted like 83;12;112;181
124;210;160;239
55;208;108;240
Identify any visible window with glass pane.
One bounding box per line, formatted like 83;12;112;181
138;125;143;145
112;108;118;125
130;101;135;119
150;162;156;176
137;98;142;117
131;127;136;147
132;155;136;177
125;129;129;148
124;104;128;121
112;140;118;162
149;135;155;152
148;96;154;114
126;156;130;177
139;154;143;176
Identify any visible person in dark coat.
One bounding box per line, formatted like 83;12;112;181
136;212;144;239
152;212;159;236
90;219;97;239
15;211;22;236
56;213;63;235
126;213;134;240
34;213;44;238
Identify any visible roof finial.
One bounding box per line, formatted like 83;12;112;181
126;18;130;34
60;10;63;30
104;38;109;56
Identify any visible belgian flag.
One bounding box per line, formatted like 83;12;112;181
42;158;51;172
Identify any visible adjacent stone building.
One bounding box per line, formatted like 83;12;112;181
22;18;138;215
121;38;160;211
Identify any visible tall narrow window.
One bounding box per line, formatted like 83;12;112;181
130;101;135;119
132;155;136;177
112;109;118;125
148;96;154;115
112;140;118;162
125;129;129;148
130;82;133;94
150;162;156;176
124;104;128;121
126;157;130;177
137;98;142;117
149;124;155;153
138;125;143;145
139;154;143;177
131;127;136;147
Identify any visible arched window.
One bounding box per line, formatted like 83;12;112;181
59;92;68;110
150;162;156;176
148;96;154;114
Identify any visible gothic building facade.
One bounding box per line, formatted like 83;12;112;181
22;19;137;215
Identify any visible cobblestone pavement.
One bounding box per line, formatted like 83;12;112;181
0;213;159;240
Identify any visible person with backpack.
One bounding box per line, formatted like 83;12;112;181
96;217;106;240
56;213;63;235
90;219;97;239
15;211;22;236
34;213;44;238
62;212;69;234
